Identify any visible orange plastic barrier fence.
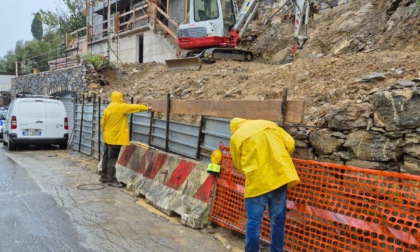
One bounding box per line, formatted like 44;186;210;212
209;145;420;252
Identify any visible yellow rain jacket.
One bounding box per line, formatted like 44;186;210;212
230;118;300;198
100;91;149;146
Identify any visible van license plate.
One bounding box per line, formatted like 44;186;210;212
25;130;42;136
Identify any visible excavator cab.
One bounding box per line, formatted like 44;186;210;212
177;0;237;50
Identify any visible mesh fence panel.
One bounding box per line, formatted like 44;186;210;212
209;145;420;252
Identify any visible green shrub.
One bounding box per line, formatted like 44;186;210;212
82;54;107;71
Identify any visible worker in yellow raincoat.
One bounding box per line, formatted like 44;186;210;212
230;118;300;252
100;91;151;187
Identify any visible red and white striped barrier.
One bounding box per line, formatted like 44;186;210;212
115;143;214;228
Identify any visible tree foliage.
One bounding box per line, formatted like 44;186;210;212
31;12;44;41
0;51;17;73
0;0;87;74
39;0;86;37
0;39;61;74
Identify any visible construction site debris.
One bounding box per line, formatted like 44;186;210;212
83;0;420;172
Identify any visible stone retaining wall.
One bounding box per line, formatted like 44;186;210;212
291;81;420;174
11;66;85;97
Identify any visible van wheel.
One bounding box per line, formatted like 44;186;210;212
8;141;16;151
59;143;68;150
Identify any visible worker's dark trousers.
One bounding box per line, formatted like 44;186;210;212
101;144;122;182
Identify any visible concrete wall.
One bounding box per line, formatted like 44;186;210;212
0;74;13;91
115;30;178;63
143;30;177;62
114;34;139;63
87;29;177;64
90;42;109;58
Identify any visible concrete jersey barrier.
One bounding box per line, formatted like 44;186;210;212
115;143;215;228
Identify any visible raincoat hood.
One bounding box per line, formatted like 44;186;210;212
230;118;247;134
111;91;124;103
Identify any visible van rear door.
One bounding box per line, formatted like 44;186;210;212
17;99;46;138
44;100;67;138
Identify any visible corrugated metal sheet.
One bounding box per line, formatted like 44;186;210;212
131;113;152;144
200;117;231;163
167;120;200;159
73;104;95;155
71;102;232;163
59;93;75;135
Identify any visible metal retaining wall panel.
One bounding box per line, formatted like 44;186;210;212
200;117;231;163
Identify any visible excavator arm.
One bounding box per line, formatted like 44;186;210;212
230;0;310;47
293;0;310;45
289;0;311;61
229;0;262;46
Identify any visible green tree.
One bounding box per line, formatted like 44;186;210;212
31;12;44;41
1;0;89;74
0;50;17;73
40;0;86;37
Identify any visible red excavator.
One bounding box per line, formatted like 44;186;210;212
166;0;311;70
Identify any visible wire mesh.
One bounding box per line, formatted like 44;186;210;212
209;145;420;252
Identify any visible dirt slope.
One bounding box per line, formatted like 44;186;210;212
88;0;420;126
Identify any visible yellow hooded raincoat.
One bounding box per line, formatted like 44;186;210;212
230;118;300;198
101;91;149;146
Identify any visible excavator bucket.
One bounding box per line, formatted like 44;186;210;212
165;58;202;71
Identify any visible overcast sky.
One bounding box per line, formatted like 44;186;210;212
0;0;62;58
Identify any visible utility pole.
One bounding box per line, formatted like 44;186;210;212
107;0;111;60
84;0;90;55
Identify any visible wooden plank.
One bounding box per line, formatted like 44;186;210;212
285;100;305;124
66;33;70;47
49;63;79;69
175;100;283;120
149;99;305;123
50;60;79;65
114;13;120;33
149;99;167;112
48;58;78;65
87;24;92;40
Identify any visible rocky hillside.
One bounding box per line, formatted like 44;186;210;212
85;0;420;174
245;0;420;63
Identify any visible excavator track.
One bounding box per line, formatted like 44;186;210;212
165;48;254;71
203;48;254;63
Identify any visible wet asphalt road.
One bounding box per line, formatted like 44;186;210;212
0;145;231;252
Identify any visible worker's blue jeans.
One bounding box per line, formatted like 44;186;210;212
245;184;287;252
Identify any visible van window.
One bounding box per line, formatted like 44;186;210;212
19;102;45;118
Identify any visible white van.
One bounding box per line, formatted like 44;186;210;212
3;95;69;151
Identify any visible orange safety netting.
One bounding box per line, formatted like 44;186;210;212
209;145;420;252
